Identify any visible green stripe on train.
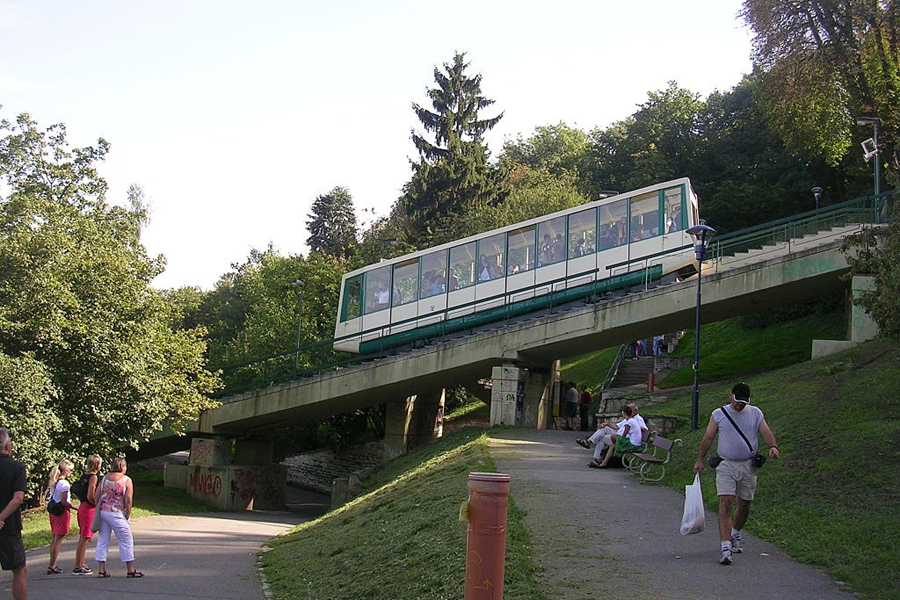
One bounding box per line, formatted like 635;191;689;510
358;266;663;354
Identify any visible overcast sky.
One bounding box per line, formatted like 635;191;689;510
1;0;754;290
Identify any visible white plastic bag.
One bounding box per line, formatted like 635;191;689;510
680;473;705;535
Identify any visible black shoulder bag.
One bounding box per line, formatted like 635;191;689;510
719;406;766;469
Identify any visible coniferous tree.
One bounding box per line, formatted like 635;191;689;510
306;186;358;259
401;52;508;247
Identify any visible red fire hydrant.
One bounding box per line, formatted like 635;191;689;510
462;472;511;600
647;373;655;392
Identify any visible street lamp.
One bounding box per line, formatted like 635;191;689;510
811;186;823;211
686;219;717;431
291;279;305;374
857;116;880;197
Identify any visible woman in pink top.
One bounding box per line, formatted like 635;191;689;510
92;457;142;578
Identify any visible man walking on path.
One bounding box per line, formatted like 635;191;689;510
0;428;27;600
694;382;780;565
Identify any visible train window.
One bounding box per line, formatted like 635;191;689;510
340;275;362;322
363;265;391;314
477;233;506;282
568;208;597;258
664;187;683;233
599;199;627;249
537;217;566;267
392;259;418;307
449;242;476;291
507;226;535;274
630;192;660;242
420;250;448;299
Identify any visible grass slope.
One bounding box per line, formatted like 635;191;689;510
661;310;846;387
654;339;899;600
261;428;546;600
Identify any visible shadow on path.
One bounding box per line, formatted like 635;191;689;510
490;429;858;600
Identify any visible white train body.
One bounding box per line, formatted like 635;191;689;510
334;178;700;354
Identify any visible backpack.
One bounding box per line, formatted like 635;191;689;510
70;473;93;502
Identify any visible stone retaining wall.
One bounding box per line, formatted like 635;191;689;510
283;441;386;494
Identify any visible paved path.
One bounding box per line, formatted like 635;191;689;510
2;488;328;600
490;429;858;600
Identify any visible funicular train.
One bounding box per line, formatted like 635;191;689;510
334;177;701;354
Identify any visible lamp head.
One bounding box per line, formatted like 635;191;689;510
857;116;879;126
686;220;717;262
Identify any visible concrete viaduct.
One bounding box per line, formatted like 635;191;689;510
165;228;878;510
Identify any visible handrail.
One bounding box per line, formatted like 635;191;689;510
601;344;629;391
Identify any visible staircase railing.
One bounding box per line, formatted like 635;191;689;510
600;344;629;391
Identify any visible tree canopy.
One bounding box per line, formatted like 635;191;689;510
306;186;358;259
0;113;218;498
400;52;508;247
742;0;899;186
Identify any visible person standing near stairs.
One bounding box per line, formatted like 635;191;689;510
563;382;579;430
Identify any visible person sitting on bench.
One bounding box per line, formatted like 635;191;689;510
578;404;647;467
593;405;644;468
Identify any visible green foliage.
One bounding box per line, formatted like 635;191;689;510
401;52;508;247
842;211;900;338
0;112;219;500
741;0;900;187
306;186;358;259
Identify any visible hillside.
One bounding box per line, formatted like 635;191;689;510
260;338;898;600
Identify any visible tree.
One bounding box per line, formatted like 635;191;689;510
843;214;900;339
500;122;591;194
401;52;508;246
306;186;358;259
741;0;900;187
0;112;219;491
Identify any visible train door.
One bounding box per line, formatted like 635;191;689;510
334;274;363;352
535;216;567;293
597;198;630;278
360;265;391;344
447;242;477;319
661;185;689;251
566;207;598;288
506;226;537;303
389;259;419;333
627;190;665;273
475;232;506;310
417;250;448;327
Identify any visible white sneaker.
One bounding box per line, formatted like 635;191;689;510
719;548;732;565
731;533;743;553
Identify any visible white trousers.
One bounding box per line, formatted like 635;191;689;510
94;510;134;563
589;426;616;460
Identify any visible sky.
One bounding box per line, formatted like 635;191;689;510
1;0;754;290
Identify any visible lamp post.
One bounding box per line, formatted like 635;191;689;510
857;116;880;197
686;220;717;431
811;186;823;211
291;279;305;374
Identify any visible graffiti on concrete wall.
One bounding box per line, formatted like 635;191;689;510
190;438;231;467
189;471;223;498
231;468;285;509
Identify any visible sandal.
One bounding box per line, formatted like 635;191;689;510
47;566;63;575
587;460;602;468
576;438;591;449
98;571;110;578
127;571;144;578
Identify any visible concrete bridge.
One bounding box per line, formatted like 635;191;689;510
165;224;879;509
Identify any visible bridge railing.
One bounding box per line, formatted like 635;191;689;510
708;192;890;262
215;190;894;399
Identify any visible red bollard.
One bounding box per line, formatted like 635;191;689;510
463;472;511;600
647;373;655;392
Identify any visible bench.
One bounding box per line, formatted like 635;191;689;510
625;434;682;482
620;429;654;470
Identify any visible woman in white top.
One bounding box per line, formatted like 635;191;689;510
46;459;75;574
93;457;142;578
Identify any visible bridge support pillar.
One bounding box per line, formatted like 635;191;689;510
384;390;445;459
169;436;286;511
521;360;558;430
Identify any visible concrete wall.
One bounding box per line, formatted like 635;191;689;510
186;464;286;511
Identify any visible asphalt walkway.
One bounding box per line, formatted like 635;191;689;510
490;428;858;600
2;487;329;600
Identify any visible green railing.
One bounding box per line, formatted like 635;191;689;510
708;191;892;261
600;344;629;391
216;190;894;399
